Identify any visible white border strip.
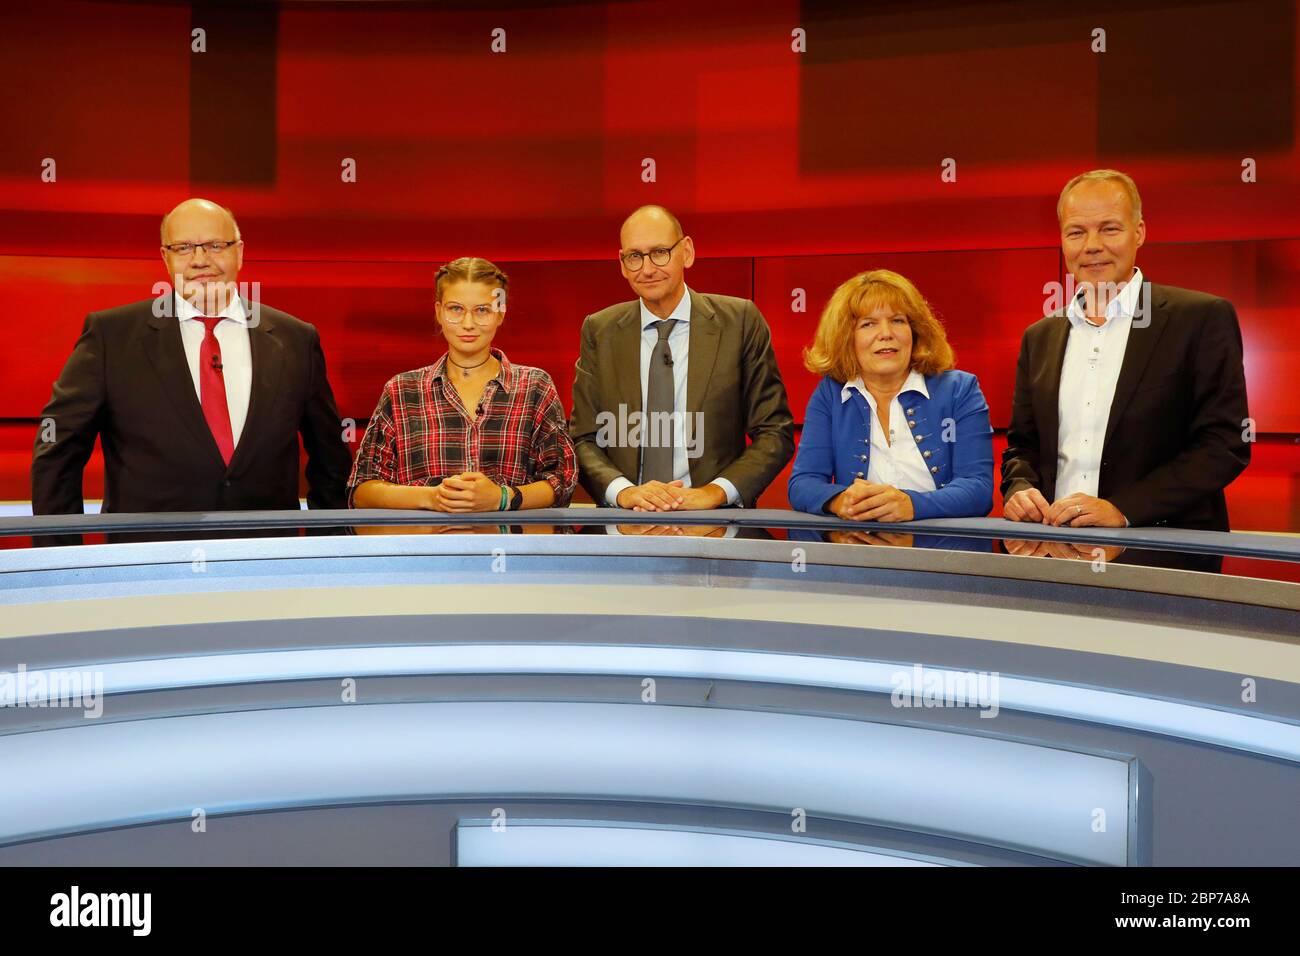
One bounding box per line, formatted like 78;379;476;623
0;701;1129;863
454;820;950;867
7;643;1299;763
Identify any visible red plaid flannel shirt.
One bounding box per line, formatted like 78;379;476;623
348;349;577;507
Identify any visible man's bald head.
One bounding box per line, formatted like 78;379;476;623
160;198;241;244
619;205;683;247
617;205;694;317
159;197;245;313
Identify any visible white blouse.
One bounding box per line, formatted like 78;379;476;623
840;370;937;493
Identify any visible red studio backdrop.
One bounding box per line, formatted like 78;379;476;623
1;0;1297;529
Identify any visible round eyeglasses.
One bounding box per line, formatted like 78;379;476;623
620;235;687;272
441;303;500;326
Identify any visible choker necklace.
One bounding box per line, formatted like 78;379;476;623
448;353;492;378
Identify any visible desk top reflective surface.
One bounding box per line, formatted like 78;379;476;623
3;508;1298;571
2;508;1298;607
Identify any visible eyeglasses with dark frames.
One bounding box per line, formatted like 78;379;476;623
619;236;688;272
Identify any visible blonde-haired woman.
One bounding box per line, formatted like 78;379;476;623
788;269;993;520
349;257;577;512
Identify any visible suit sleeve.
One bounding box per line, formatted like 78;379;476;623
712;301;795;506
299;325;353;510
787;380;849;514
905;375;995;519
569;314;628;504
1000;327;1044;502
31;313;107;515
1107;300;1251;526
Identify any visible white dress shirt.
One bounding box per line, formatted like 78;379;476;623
1055;268;1144;502
604;285;741;507
841;370;937;493
175;293;253;447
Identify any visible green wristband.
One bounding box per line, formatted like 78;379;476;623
498;484;509;511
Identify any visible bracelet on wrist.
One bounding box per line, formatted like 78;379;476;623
498;484;509;511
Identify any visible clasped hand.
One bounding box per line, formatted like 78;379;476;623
425;472;503;512
616;480;726;512
1004;488;1126;527
828;479;914;522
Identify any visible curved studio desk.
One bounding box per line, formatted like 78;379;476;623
0;508;1298;866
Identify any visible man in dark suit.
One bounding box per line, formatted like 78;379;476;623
32;198;352;514
1002;170;1250;533
570;205;794;510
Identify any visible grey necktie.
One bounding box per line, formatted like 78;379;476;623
642;319;678;484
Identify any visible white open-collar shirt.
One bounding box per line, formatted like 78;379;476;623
841;369;937;493
1055;267;1144;502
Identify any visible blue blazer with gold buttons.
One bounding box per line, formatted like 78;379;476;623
788;369;994;519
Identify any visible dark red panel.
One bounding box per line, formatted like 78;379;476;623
0;3;190;182
1136;240;1300;433
0;256;164;418
3;1;1298;263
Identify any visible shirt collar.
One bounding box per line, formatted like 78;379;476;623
175;292;248;324
1066;267;1144;328
639;284;692;331
432;347;515;392
841;368;930;405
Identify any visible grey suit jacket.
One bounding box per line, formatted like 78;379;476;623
569;289;794;506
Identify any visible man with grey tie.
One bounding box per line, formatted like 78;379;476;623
570;205;794;510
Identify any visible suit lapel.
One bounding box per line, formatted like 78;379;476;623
144;307;226;468
227;303;283;474
613;302;643;417
608;303;644;480
1103;282;1169;449
1038;315;1071;470
685;289;719;415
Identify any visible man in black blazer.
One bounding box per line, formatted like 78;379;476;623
32;198;352;514
1002;170;1250;533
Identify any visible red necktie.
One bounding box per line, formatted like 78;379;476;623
199;316;235;465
